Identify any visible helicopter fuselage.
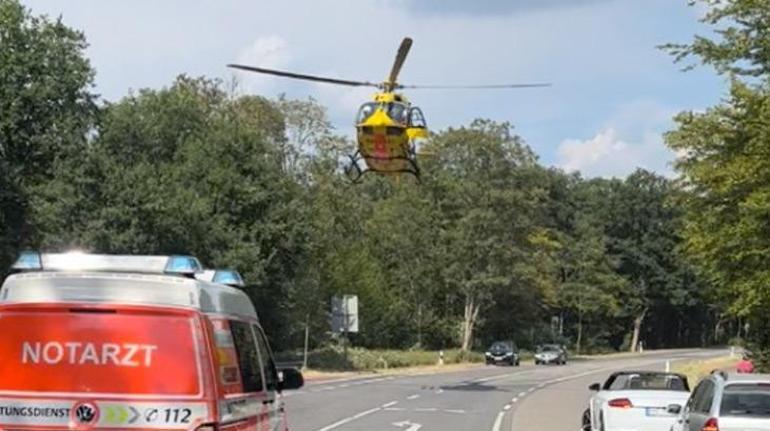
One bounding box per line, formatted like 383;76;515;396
353;92;427;178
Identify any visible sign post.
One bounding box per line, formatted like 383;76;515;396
331;295;359;362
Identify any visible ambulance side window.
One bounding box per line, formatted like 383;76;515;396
254;325;279;392
230;320;264;393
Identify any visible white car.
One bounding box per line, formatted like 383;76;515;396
584;371;691;431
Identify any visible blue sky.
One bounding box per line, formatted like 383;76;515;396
23;0;725;178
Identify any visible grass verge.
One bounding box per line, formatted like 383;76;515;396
673;355;739;385
302;346;484;371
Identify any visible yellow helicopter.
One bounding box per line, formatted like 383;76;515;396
228;38;549;182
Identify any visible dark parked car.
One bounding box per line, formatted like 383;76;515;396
485;341;520;366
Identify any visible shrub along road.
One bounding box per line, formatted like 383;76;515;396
283;349;726;431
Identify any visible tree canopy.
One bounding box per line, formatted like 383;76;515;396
0;0;726;356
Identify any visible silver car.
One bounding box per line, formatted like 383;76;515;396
534;344;567;365
671;372;770;431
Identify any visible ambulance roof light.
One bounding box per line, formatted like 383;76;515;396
164;255;203;276
9;251;202;276
213;269;245;288
194;269;245;288
11;250;43;271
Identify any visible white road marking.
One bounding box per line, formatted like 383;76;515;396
385;407;407;412
512;397;518;403
435;388;444;394
492;411;505;431
444;409;466;414
503;404;511;411
382;401;399;408
407;394;420;400
392;420;422;431
414;408;438;412
518;392;526;397
315;407;382;431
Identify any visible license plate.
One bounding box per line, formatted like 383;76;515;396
645;407;670;417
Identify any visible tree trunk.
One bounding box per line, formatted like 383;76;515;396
302;313;310;369
629;308;648;353
714;314;724;344
417;302;423;348
576;313;583;355
461;296;480;351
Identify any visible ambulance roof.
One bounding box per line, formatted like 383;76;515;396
0;271;258;319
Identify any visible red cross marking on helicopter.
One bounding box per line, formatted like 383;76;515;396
373;134;388;159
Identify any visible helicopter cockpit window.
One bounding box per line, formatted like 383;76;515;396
357;103;377;123
409;107;427;128
387;103;408;125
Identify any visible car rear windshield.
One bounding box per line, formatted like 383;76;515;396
720;383;770;417
607;373;688;391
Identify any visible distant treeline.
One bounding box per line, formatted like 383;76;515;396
2;0;768;362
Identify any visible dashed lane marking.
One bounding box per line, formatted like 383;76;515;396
492;412;505;431
315;407;382;431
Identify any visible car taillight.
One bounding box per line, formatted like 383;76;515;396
702;418;719;431
608;398;633;408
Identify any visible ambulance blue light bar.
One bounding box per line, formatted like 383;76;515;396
195;269;245;288
10;251;202;276
164;255;203;275
213;270;245;288
12;251;43;271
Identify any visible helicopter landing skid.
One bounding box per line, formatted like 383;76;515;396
344;151;421;183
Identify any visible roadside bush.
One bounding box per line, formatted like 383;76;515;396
304;346;484;371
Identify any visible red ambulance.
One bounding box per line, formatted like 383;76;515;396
0;252;303;431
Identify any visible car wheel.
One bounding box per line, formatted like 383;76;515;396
581;408;591;431
515;360;520;366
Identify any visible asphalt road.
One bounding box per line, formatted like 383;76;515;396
282;349;726;431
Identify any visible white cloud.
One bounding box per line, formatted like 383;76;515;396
232;36;292;93
556;100;678;178
557;128;674;178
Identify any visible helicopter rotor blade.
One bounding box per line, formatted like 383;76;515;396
386;37;413;90
227;64;381;88
397;83;552;90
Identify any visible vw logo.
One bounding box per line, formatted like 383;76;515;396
71;401;99;426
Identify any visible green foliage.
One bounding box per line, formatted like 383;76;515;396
0;3;720;359
0;0;96;271
305;346;484;371
663;0;770;78
664;0;770;364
